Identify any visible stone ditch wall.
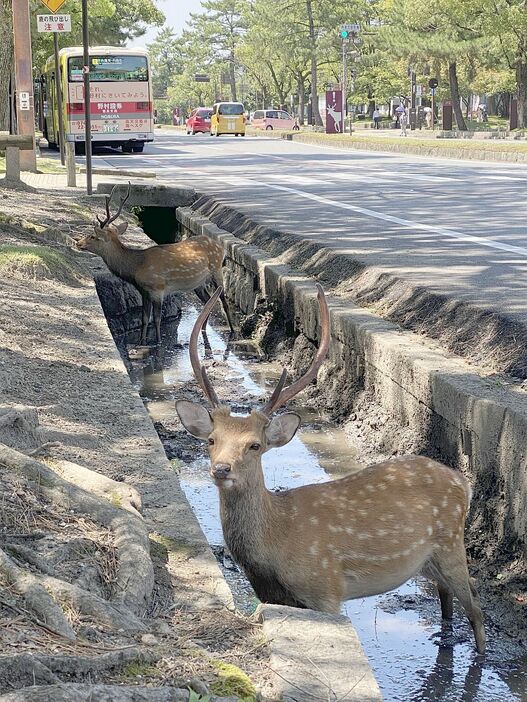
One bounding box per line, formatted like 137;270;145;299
177;203;527;564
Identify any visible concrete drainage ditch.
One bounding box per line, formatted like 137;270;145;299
92;182;527;700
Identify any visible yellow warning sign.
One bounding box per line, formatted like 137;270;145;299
39;0;66;13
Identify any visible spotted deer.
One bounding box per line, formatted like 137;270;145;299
176;285;486;654
76;184;234;344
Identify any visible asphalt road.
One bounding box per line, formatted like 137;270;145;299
89;132;527;327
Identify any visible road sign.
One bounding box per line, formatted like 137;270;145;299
19;91;30;111
428;77;438;89
39;0;66;12
37;14;71;32
341;23;360;32
194;74;210;83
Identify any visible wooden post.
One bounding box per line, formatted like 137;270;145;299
11;0;37;172
66;141;76;187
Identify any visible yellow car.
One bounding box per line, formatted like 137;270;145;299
211;102;246;136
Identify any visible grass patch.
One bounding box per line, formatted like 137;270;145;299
210;660;256;700
121;662;160;678
0;156;69;174
149;533;196;558
0;244;80;282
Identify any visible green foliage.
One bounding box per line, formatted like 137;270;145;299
30;0;164;71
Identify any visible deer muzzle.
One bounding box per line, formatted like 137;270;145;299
212;463;232;481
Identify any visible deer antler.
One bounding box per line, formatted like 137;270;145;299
261;283;330;417
189;287;222;407
96;182;131;228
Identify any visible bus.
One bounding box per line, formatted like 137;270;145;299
41;46;154;155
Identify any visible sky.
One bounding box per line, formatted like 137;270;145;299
128;0;204;48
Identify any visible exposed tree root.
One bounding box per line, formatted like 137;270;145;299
0;548;75;640
0;443;153;616
42;455;143;517
0;685;198;702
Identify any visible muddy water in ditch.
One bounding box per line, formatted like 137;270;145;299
118;302;527;702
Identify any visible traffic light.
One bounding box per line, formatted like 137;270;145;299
340;29;349;39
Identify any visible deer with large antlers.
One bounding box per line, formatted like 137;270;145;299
76;184;234;345
176;285;486;653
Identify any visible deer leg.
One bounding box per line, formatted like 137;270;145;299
438;585;454;620
152;299;163;345
430;546;486;654
220;289;235;333
140;294;152;346
194;285;211;340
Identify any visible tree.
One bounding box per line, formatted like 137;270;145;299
0;0;13;130
186;0;245;101
148;28;182;99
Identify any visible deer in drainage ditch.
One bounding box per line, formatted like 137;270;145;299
176;285;486;654
76;184;234;345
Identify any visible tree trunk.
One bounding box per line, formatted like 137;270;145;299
298;75;305;124
0;0;13;131
517;60;527;129
229;50;237;101
268;62;286;106
448;62;467;130
306;0;322;125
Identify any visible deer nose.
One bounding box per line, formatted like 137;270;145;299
212;463;232;480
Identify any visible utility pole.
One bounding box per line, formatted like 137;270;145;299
81;0;93;195
341;39;348;133
12;0;37;171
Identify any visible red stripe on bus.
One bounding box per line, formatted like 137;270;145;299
67;102;152;114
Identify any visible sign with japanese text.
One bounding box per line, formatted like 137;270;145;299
37;14;71;32
19;92;30;111
39;0;66;13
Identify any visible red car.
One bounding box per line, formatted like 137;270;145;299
186;107;213;134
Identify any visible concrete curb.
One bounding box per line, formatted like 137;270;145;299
82;167;157;178
96;182;197;208
257;605;383;701
177;201;526;568
282;132;527;163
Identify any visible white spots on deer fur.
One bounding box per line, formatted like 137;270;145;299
403;526;415;534
427;526;433;536
385;473;396;482
432;507;439;516
436;520;444;529
292;506;299;516
309;544;319;556
321;558;328;569
358;533;371;540
441;497;449;508
365;484;375;492
378;482;387;491
358;509;368;517
358;490;365;497
310;516;319;525
418;538;426;546
424;474;434;485
395;500;405;509
376;528;388;537
345;527;354;535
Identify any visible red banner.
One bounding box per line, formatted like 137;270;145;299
326;90;343;134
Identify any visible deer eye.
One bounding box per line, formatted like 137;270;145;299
208;438;215;446
250;443;261;451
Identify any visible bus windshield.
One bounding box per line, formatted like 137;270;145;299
68;55;148;82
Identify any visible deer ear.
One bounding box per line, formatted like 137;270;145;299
265;413;301;448
176;400;213;440
115;221;128;236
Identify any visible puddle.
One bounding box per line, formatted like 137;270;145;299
117;301;527;702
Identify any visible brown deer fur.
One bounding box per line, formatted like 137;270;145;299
176;286;486;654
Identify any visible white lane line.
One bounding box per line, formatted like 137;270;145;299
142;160;527;258
215;176;527;257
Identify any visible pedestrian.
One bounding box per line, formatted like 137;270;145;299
372;107;381;129
399;109;408;136
424;106;432;129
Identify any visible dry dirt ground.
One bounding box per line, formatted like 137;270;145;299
0;188;272;702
